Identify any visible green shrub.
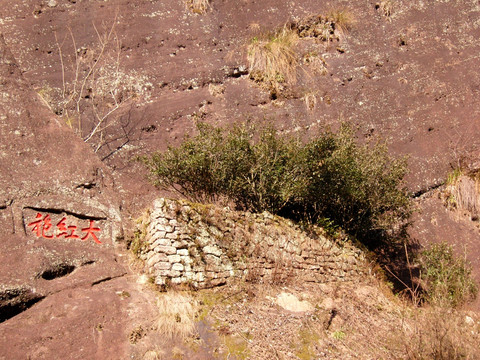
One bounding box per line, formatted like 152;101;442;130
420;242;478;307
143;122;410;246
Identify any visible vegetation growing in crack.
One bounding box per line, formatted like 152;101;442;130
186;0;209;14
246;10;355;97
143;121;410;247
419;242;478;308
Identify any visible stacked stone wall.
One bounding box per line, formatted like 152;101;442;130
137;198;367;288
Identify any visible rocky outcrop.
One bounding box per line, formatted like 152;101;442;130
0;33;121;246
138;199;367;288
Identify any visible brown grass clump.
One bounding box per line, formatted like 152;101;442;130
186;0;209;14
444;170;480;217
247;26;299;95
399;306;480;360
326;9;356;34
156;291;197;339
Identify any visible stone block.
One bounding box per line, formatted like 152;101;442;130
168;270;181;277
169;219;179;226
195;272;205;282
152;238;171;248
205;271;218;279
168;254;181;263
151;231;167;241
155;276;166;285
156;269;170;277
156;245;177;255
205;264;223;272
165;232;180;239
173;240;189;249
154;261;171;270
204;254;221;265
172;263;184;272
180;255;193;264
156;224;174;233
209;278;227;287
177;249;189;256
171;276;186;284
146;253;169;267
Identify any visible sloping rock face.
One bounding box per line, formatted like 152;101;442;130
138;199;367;288
0;35;167;360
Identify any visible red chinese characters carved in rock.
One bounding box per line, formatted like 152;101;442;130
27;213;102;244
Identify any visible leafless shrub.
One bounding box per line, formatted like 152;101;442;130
41;16;152;154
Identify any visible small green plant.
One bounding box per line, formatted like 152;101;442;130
420;242;478;307
295;326;321;360
446;168;463;186
332;330;346;340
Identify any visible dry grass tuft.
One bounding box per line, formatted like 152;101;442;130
303;91;317;112
327;9;356;34
452;175;480;215
187;0;209;14
247;26;299;95
399;306;480;360
377;0;394;19
445;171;480;216
156;291;197;339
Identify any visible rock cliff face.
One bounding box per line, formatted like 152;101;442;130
1;0;480;358
0;34;163;360
138;199;366;288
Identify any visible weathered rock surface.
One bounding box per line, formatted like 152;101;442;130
0;0;480;358
0;35;164;360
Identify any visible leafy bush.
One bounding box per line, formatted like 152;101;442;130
143;122;410;245
420;242;478;307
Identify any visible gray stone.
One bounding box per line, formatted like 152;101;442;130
169;219;179;226
152;238;171;248
165;232;179;239
177;249;189;256
168;254;181;263
154;261;171;270
156;269;170;277
203;245;222;257
156;245;177;255
180;256;193;264
185;271;195;280
171;263;184;271
194;272;205;282
168;270;181;277
172;240;189;249
155;276;166;285
146;253;169;267
156;224;174;233
170;277;185;284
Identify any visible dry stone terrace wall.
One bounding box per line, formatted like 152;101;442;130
137;198;367;288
